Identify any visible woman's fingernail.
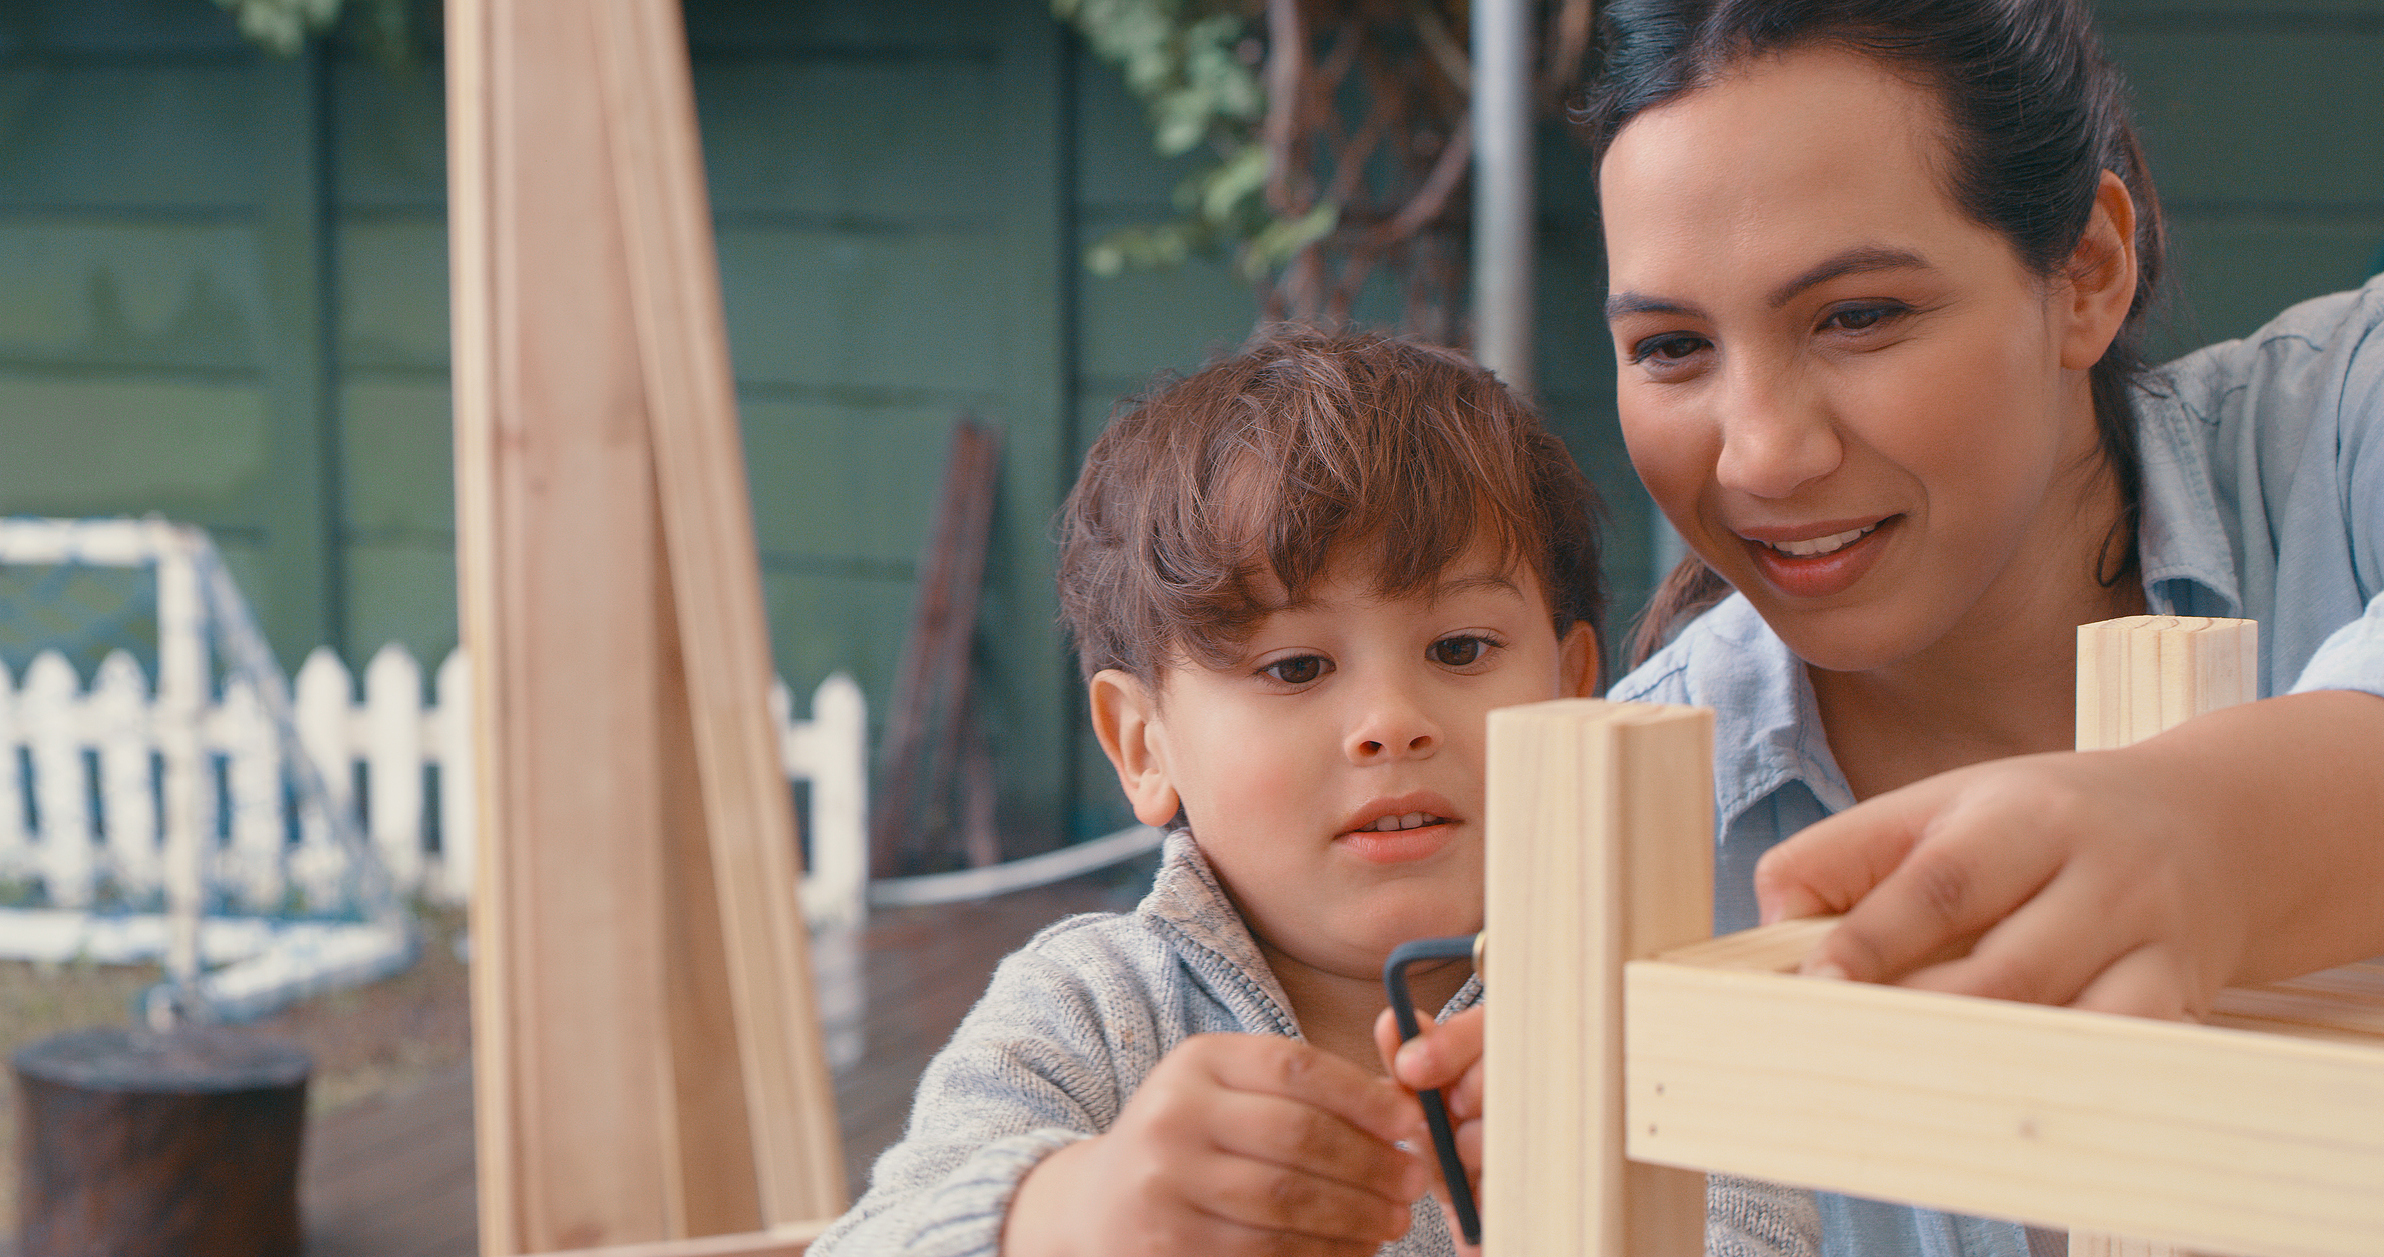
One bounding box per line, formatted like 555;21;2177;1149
1804;961;1849;981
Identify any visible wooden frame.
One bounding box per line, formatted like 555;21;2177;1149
1485;618;2384;1257
450;0;843;1251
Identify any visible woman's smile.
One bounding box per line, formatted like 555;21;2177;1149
1737;516;1900;600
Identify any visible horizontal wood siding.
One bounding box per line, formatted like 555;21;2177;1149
0;0;2374;842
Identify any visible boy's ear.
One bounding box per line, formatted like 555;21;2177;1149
1559;622;1601;698
1088;668;1183;829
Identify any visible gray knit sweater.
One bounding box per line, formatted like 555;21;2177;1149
810;833;1818;1257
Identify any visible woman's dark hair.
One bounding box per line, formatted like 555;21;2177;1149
1586;0;2168;666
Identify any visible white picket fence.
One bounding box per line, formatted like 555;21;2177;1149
0;643;873;934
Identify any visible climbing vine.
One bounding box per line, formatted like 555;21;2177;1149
1054;0;1594;340
213;0;414;65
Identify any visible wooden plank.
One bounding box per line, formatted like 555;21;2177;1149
451;0;733;1248
2074;616;2257;753
531;1221;826;1257
654;538;767;1236
1483;700;1709;1257
587;0;847;1227
871;417;1003;876
444;0;512;1246
2070;616;2256;1256
1624;959;2384;1256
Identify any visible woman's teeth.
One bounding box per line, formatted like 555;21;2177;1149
1359;812;1441;832
1767;524;1877;557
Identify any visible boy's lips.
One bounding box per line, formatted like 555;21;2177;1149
1335;792;1462;864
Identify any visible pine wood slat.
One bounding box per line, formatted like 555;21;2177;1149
1483;700;1709;1257
527;1221;824;1257
1623;958;2384;1255
451;0;687;1247
588;0;845;1225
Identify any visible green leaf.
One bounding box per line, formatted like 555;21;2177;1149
1239;201;1339;280
1190;143;1269;225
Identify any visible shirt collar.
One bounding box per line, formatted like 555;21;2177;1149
1662;596;1859;839
1139;830;1482;1025
2132;373;2243;616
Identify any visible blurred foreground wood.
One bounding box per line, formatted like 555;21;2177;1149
287;875;1134;1257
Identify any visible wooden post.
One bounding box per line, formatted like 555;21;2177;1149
1483;699;1711;1257
2070;615;2255;1257
871;417;1003;876
449;0;843;1251
14;1028;311;1257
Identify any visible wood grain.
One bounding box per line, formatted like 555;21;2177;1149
1624;958;2384;1255
588;0;847;1225
2070;616;2256;1256
451;0;685;1248
1483;700;1709;1257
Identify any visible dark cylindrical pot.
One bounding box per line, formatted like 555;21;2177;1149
14;1025;312;1257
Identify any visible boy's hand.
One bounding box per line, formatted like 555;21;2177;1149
1005;1033;1430;1257
1755;691;2384;1019
1375;1005;1484;1256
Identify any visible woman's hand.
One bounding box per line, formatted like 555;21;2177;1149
1375;1004;1484;1256
1757;690;2384;1018
1004;1033;1429;1257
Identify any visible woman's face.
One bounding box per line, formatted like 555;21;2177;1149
1602;47;2111;673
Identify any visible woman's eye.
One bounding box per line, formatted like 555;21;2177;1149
1822;303;1905;333
1429;635;1494;667
1629;333;1708;365
1262;655;1327;685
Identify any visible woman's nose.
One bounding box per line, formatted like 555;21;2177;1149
1714;366;1842;499
1345;685;1440;763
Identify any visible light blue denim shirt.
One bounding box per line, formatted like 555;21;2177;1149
1607;274;2384;1257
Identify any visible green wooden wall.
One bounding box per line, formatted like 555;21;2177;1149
0;0;2376;850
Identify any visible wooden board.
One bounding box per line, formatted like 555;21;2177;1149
1482;700;1709;1257
451;0;686;1246
871;417;1003;876
2072;616;2256;1255
589;0;847;1226
1624;950;2384;1255
533;1221;826;1257
451;0;842;1249
2076;616;2257;752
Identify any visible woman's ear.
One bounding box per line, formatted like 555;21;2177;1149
2059;170;2140;372
1088;668;1182;828
1559;622;1601;698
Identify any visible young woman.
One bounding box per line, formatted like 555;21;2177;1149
1390;1;2384;1253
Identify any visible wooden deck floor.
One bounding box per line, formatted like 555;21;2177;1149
299;870;1142;1256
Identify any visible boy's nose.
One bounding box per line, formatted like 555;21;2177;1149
1346;693;1440;763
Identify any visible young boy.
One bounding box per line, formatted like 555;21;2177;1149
808;328;1607;1257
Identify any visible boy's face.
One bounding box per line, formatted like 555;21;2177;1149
1090;544;1597;986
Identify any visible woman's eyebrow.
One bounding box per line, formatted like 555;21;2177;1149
1603;245;1932;323
1603;291;1700;322
1765;245;1930;308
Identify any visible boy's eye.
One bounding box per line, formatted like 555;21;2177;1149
1262;655;1328;685
1428;635;1494;667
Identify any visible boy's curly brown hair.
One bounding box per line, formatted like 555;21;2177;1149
1057;326;1607;687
